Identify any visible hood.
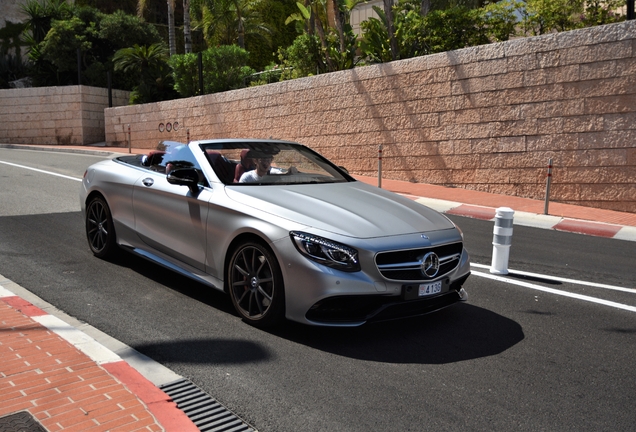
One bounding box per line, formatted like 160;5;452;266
224;181;455;239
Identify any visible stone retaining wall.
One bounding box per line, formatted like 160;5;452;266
103;21;635;213
0;86;129;145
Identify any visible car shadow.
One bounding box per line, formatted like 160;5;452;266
268;304;524;364
106;248;236;315
132;338;272;365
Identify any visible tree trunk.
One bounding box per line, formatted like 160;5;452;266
233;0;245;49
331;0;345;53
183;0;192;53
383;0;398;61
420;0;431;16
167;0;176;56
312;11;335;71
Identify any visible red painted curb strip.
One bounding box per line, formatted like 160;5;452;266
2;296;47;316
103;361;199;432
554;219;622;238
446;205;497;221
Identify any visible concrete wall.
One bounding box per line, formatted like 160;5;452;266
0;86;129;145
105;21;636;213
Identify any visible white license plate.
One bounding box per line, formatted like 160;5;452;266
419;281;442;297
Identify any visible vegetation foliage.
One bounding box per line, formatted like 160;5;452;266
169;44;254;97
0;0;627;102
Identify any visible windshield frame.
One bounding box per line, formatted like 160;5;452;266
198;139;355;186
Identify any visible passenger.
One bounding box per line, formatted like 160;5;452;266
234;149;256;182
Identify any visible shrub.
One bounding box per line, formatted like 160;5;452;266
170;45;255;97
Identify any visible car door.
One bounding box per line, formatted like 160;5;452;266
132;146;211;271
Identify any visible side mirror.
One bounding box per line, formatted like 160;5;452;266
338;166;349;174
167;168;201;195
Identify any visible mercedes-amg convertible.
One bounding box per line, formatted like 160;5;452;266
80;139;470;327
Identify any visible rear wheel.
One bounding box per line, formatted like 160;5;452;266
85;196;117;259
228;241;285;327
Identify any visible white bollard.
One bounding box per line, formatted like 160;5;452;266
490;207;515;275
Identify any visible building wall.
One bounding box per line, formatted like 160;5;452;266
0;86;129;145
104;21;636;213
351;0;384;35
0;0;25;28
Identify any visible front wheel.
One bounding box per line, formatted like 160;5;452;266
85;196;117;259
228;241;285;328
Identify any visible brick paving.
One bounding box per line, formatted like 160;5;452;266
0;298;171;432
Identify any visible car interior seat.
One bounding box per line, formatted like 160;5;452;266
206;150;236;184
234;149;256;183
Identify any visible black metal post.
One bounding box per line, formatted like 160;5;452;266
628;0;635;20
77;48;81;85
198;52;204;95
107;71;112;108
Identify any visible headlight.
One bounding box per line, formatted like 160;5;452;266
290;231;360;272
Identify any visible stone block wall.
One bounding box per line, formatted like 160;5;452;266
105;21;636;212
0;86;129;145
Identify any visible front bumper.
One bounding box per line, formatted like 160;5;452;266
273;234;471;326
305;274;470;325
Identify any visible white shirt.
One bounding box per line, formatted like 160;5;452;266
239;167;283;183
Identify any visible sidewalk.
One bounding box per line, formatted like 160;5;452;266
0;280;198;432
1;142;635;431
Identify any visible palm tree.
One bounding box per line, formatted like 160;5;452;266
20;0;73;44
113;43;171;102
192;0;272;49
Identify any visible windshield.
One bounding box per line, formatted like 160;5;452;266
199;140;353;185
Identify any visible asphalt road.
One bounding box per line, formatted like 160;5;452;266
1;147;635;432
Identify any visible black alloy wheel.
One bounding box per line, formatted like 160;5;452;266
228;241;285;327
85;196;117;259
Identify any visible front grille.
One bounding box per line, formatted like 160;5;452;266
375;242;463;281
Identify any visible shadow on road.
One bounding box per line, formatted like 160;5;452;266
132;338;272;365
269;304;524;364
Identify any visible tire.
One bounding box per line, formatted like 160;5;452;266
228;241;285;327
85;196;118;259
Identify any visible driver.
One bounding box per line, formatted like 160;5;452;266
239;151;283;183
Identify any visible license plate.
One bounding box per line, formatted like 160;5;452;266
419;281;442;297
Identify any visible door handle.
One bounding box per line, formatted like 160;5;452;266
142;178;154;187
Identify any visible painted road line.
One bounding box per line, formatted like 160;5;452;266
470;269;636;313
0;160;82;181
470;263;636;293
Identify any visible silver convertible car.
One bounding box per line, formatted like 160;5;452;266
80;139;470;327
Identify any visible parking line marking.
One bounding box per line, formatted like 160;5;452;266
470;270;636;313
470;263;636;293
0;160;82;182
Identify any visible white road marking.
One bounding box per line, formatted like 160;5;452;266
470;266;636;313
0;160;82;182
471;263;636;293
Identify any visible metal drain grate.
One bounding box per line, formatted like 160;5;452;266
0;411;47;432
160;378;256;432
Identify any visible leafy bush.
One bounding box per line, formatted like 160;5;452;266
22;3;162;88
169;45;255;97
276;33;325;80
